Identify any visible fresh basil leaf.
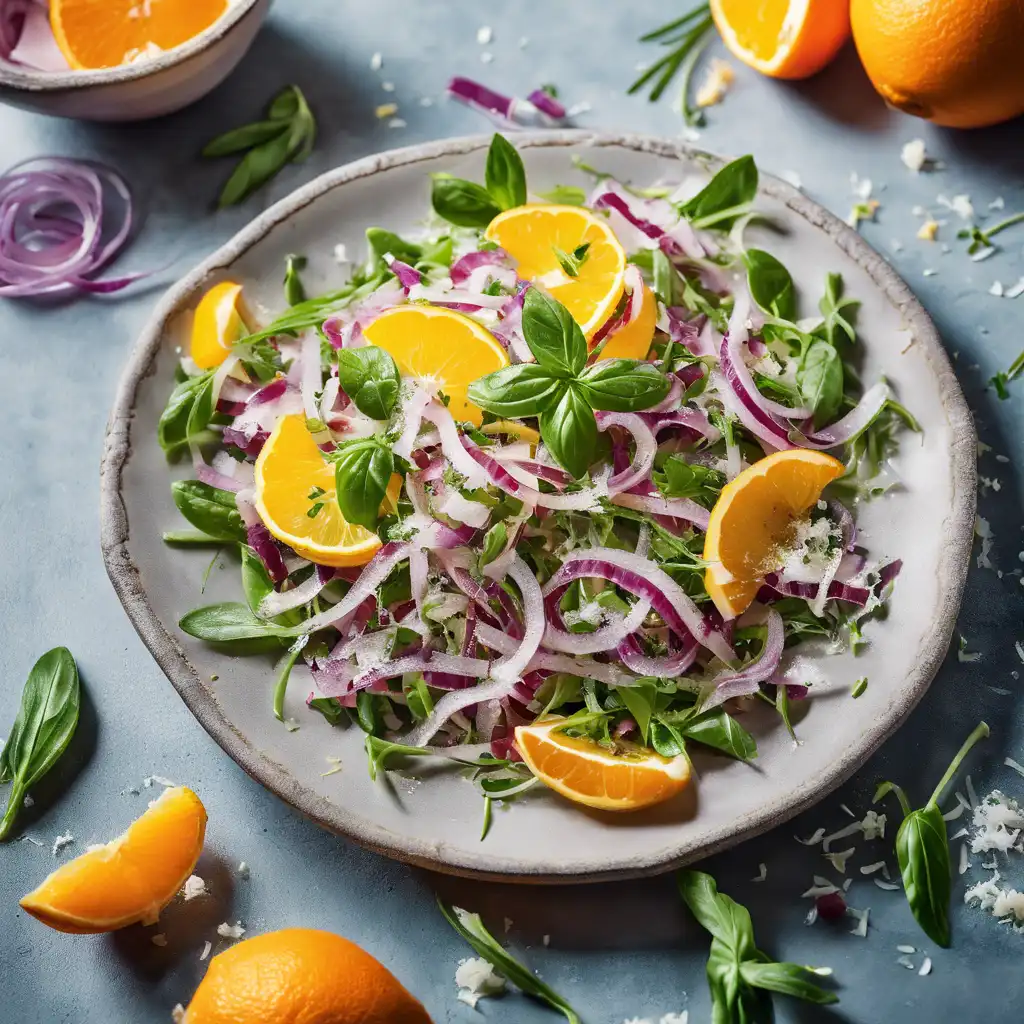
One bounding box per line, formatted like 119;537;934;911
268;84;301;121
467;363;565;418
616;682;657;744
539;385;597;480
680;155;757;228
201;120;288;158
650;717;687;758
333;440;394;530
158;371;216;456
218;128;296;208
404;674;434;722
171;481;248;544
577;359;671;411
522;288;587;376
336;346;401;420
365;735;433;780
896;805;952;947
538;185;586;206
480;522;508;568
354;690;380;735
552;243;591;278
797;340;844;428
283;254;307;306
745;249;796;321
365;227;423;270
740;961;837;1005
818;272;859;346
240;546;275;616
0;648;80;841
485;133;528;210
431;176;502;228
179;602;301;642
681;707;757;761
678;870;758;958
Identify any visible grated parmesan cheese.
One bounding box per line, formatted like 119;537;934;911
216;922;246;940
919;956;932;976
182;875;207;901
52;833;75;857
824;848;856;874
695;59;735;108
901;139;929;173
917;219;939;241
455;957;506;1008
752;863;767;882
937;194;974;220
848;907;870;937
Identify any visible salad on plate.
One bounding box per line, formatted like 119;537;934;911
160;134;913;826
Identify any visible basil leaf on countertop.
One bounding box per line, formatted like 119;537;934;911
336;345;401;421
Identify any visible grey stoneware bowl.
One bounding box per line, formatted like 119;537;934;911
0;0;269;122
100;131;976;883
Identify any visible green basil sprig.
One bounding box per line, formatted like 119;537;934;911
171;481;248;544
438;900;582;1024
203;85;317;208
796;340;843;428
468;289;670;478
335;345;400;421
331;437;395;531
678;870;838;1022
0;648;80;841
874;720;989;947
678;154;758;229
158;371;217;457
745;249;796;321
432;134;527;228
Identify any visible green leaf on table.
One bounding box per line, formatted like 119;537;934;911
201;120;289;158
0;648;80;841
431;176;502;228
576;359;670;412
335;345;401;420
796;340;844;428
485;133;528;210
540;385;597;480
332;438;395;531
745;249;796;321
467;363;565;419
679;155;758;229
521;287;587;376
171;481;248;544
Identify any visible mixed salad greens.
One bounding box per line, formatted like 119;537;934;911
161;135;912;819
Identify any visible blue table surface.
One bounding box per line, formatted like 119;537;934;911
3;2;1023;1021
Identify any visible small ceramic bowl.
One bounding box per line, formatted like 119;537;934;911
0;0;270;122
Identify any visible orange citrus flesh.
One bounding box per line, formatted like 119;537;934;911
703;449;845;619
485;204;627;339
50;0;229;70
184;928;433;1024
190;281;250;371
597;284;658;361
255;414;399;568
711;0;851;79
20;787;206;934
515;720;691;812
361;305;509;427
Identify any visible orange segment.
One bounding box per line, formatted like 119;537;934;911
703;449;845;618
50;0;229;70
515;720;691;812
191;281;249;371
710;0;851;80
485;204;627;339
184;928;432;1024
20;787;206;934
598;284;658;361
362;306;509;427
255;414;398;568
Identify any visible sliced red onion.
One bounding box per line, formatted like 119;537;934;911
438;489;491;528
702;609;785;710
541;595;650;655
617;631;697;677
490;555;545;683
450;248;513;286
0;157;145;297
611;491;710;531
593;191;663;243
598;412;658;495
544;548;734;662
259;561;332;616
876;559;902;592
640;407;721;443
492;451;572;487
718;345;794;451
409;547;430;625
3;2;67;70
385;254;422;291
318;651;491;699
405;674;521;747
491;283;530;357
525;652;639;688
797;382;893;449
665;309;715;357
761;573;871;607
475;698;503;741
526;88;567;120
426;605;480;691
592;265;645;346
421;403;490;488
300;330;322;423
247;524;288;585
474;621;520;657
447;77;566;129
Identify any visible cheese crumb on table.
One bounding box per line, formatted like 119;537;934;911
695;59;734;108
182;875;207;901
455;957;506;1008
216;922;246;940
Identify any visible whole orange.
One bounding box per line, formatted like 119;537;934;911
851;0;1024;128
183;928;432;1024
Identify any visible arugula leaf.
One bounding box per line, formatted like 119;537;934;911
332;438;395;530
272;647;303;723
467;363;566;419
654;456;725;507
650;716;687;758
0;648;80;841
522;287;587;376
438;901;582;1024
552;242;591;278
431;175;502;228
171;481;248;544
365;735;433;780
365;227;423;270
240;545;275;615
745;249;796;321
308;696;346;726
680;155;758;229
336;345;401;420
616;681;658;743
576;359;670;411
989;349;1024;400
797;340;844;428
651;247;682;307
283;254;307;306
485;133;528;210
540;385;597;480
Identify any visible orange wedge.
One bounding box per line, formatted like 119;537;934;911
20;787;206;934
515;720;691;811
485;204;627;339
255;414;400;568
191;281;249;371
710;0;851;80
362;306;508;427
703;449;845;619
50;0;229;71
598;284;658;361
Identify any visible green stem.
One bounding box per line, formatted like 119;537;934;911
273;647;303;722
986;211;1024;240
680;20;715;126
1006;351;1024;382
928;720;989;808
0;779;27;841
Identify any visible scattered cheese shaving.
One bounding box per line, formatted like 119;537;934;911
237;862;250;878
861;810;887;840
151;933;168;947
780;170;803;190
874;879;901;891
897;944;916;954
848;906;870;937
476;26;493;45
182;875;207;901
860;862;887;875
455;957;506;1008
919;956;932;976
695;59;735;108
369;52;382;71
375;103;398;119
1005;758;1024;779
171;1005;186;1024
796;828;826;846
752;863;767;882
52;833;75;857
216;922;246;940
824;848;856;874
959;843;972;875
1006;278;1024;299
200;941;212;961
937;193;974;220
822;821;862;851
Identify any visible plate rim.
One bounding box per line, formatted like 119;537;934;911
100;130;977;883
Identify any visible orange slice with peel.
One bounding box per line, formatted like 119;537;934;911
710;0;851;80
191;280;249;371
703;449;845;619
597;284;658;361
362;305;508;427
255;414;399;568
20;786;206;934
485;204;627;339
515;719;691;812
50;0;229;71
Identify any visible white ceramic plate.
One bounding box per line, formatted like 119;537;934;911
101;132;975;882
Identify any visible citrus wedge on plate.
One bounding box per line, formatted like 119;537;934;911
598;284;658;361
703;449;845;619
190;280;249;370
485;204;627;339
710;0;851;80
515;720;691;812
20;786;206;934
50;0;229;70
361;305;508;426
255;414;398;568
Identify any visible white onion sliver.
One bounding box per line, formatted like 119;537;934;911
599;412;658;495
405;675;520;747
611;491;710;531
542;598;650;655
491;555;545;683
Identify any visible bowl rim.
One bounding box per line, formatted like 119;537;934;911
0;0;262;91
100;130;977;883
